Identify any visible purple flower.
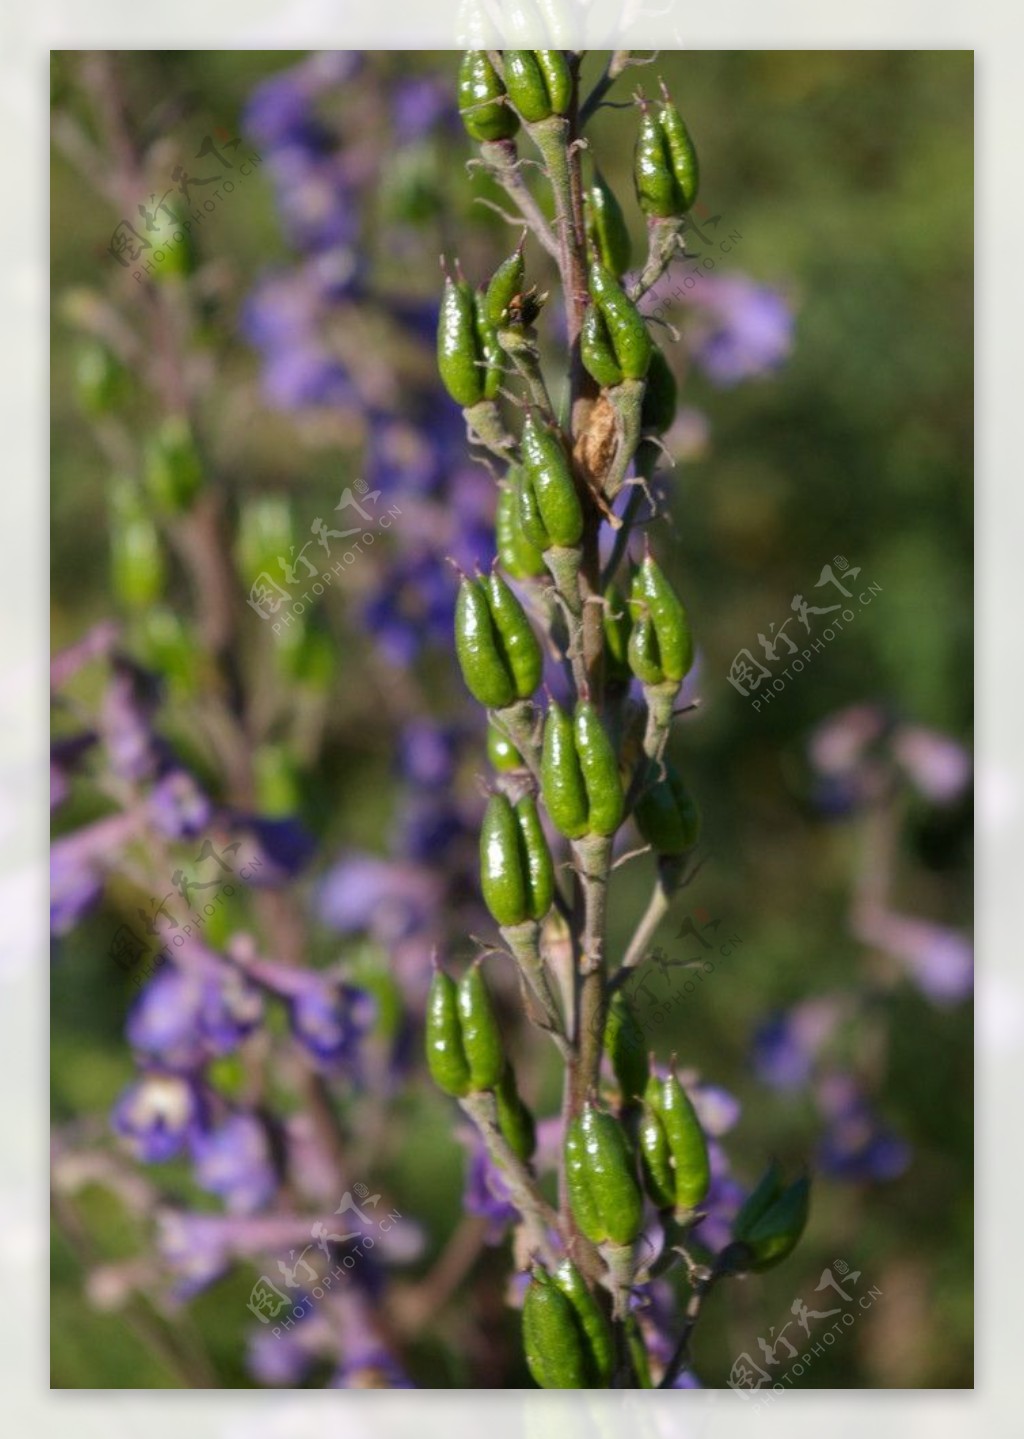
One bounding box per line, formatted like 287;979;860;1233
397;721;460;789
462;1140;518;1242
148;769;213;840
190;1113;277;1214
393;75;455;142
688;276;795;386
50;732;97;811
752;999;841;1091
361;548;456;665
246;1326;315;1386
111;1072;206;1163
127;964;264;1067
230;815;316;883
50;811;138;935
856;910;973;1005
155;1210;232;1297
892;725;971;804
318;852;441;944
288;977;375;1068
101;657;164;782
815;1072;911;1182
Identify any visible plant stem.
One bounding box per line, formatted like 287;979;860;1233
459;1091;559;1268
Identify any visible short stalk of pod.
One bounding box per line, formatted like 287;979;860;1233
565;1104;644;1249
522;1257;614;1388
500;918;564;1035
639;1071;710;1218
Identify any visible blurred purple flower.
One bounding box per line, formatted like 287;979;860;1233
330;1346;416;1389
127;964;263;1068
191;1113;278;1214
892;725;971;804
101;657;164;782
752;999;842;1091
289;977;375;1068
856;910;973;1005
397;721;460;789
815;1072;911;1182
50;732;97;811
318;852;442;944
246;1325;315;1386
156;1210;232;1297
463;1139;518;1243
111;1072;206;1163
688;276;795;386
361;548;456;665
393;75;455;142
50;811;138;935
148;769;213;840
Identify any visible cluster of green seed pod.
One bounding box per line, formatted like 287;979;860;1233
565;1102;644;1248
437;266;503;409
519;412;583;552
503;50;573;124
541;699;624;840
582;259;652;388
425;963;505;1098
454;570;542;709
628;550;694;686
634;87;700;218
480;791;554;928
522;1257;614;1388
639;1070;711;1217
458;51;519;143
495;476;546;580
727;1164;811;1272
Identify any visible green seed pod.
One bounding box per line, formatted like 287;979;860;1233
589;259;652;381
585;171;632;277
602;582;633;685
515;793;555;920
565;1104;644;1247
732;1160;784;1236
496;474;546;580
504;50;572;124
438;271;484;408
638;1106;676;1211
474;292;504;401
517;467;551;553
541;699;590;840
108;477;165;608
485;244;526;329
457;964;505;1092
455;577;516;709
458;51;519;143
486;719;525;772
630;553;694;682
552;1257;614;1385
482;568;543;699
634;107;678;219
645;1072;710;1212
495;1064;536;1161
640;346;677;435
626;607;666;686
143;415;202;514
581;304;625;389
732;1170;811;1272
425;968;471;1097
658;91;700;212
520;412;584;549
522;1267;591;1388
480;791;530;926
604;991;648;1101
574;701;624;837
634;762;701;856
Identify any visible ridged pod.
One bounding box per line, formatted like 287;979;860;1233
574;701;624;837
585;171;632;277
424;969;472;1097
480;791;554;927
485;244;526;329
494;1064;536;1161
520;412;583;549
565;1104;644;1247
456;964;505;1092
438;272;485;408
633;762;701;855
604;991;649;1100
642;1072;710;1213
628;553;693;683
496;474;546;579
454;574;541;708
540;699;589;840
504;50;573;123
588;260;652;381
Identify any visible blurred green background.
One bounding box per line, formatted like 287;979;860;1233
51;51;972;1388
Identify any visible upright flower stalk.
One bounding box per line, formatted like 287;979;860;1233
431;50;810;1388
